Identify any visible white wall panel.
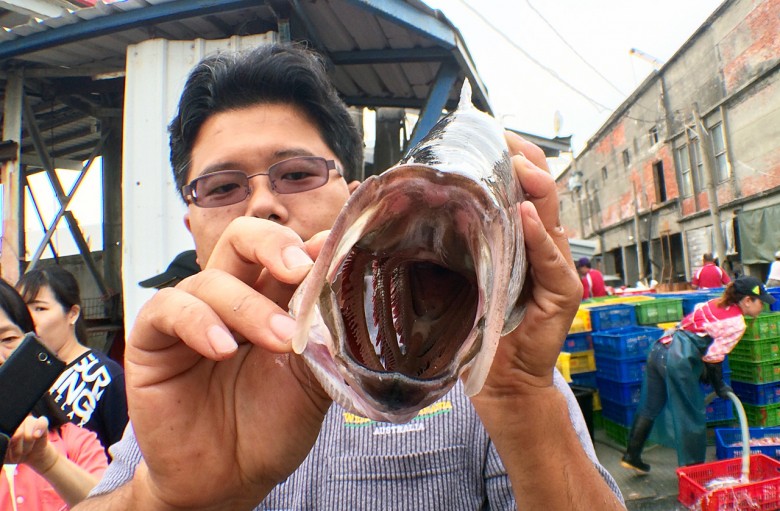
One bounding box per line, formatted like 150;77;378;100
122;33;276;328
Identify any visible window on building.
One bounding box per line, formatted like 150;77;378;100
601;166;608;181
691;139;704;192
675;145;693;197
649;126;659;145
710;123;729;182
622;149;630;170
653;160;667;202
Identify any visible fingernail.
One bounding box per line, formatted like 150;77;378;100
270;313;297;344
207;325;237;355
282;245;314;270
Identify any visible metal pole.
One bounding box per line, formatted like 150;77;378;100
1;72;24;282
633;182;645;281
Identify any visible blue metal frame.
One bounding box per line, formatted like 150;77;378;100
330;47;451;65
0;0;259;61
406;61;459;151
344;0;456;50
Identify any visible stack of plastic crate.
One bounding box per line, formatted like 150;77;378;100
564;308;597;388
557;310;600;436
583;303;639;445
591;315;664;446
730;312;780;427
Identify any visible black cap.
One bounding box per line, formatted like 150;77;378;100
139;250;200;289
733;275;776;305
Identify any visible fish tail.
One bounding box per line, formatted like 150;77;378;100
458;79;474;111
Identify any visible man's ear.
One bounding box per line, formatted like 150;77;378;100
183;213;192;234
348;180;361;194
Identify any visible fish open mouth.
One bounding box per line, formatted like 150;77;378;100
336;247;479;381
321;170;490;402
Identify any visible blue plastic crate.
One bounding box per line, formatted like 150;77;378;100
733;380;780;406
587;304;637;331
595;354;646;383
563;332;592;352
596;377;642;406
682;291;721;315
715;427;780;460
771;290;780;312
700;370;731;396
600;397;637;426
570;370;597;388
706;397;734;423
591;326;663;359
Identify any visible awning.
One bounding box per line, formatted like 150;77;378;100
737;204;780;264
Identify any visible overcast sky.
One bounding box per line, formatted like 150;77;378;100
422;0;724;154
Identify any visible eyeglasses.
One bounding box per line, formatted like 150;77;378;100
182;156;339;208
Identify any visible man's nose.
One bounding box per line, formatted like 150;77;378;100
244;177;287;222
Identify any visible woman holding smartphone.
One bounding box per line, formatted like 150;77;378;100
17;267;128;453
0;279;108;510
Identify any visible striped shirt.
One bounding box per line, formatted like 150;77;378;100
91;373;623;509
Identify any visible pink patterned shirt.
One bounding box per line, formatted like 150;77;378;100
660;299;746;363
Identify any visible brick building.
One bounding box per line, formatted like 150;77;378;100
557;0;780;288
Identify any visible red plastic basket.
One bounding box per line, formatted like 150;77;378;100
677;454;780;510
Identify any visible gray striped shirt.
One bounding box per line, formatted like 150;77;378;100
91;372;622;509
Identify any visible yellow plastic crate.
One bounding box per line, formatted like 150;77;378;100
557;352;572;382
657;321;679;330
582;295;655;307
569;308;592;334
556;350;596;382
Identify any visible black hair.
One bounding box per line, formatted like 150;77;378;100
17;266;88;344
0;278;34;333
0;280;66;432
169;42;364;198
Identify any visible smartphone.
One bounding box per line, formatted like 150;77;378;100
0;333;66;436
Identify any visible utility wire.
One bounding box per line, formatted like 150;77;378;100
525;0;628;97
455;0;612;112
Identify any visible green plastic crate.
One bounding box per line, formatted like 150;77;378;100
593;410;603;430
743;402;780;427
730;336;780;363
730;359;780;384
634;298;683;325
744;313;780;340
603;418;630;447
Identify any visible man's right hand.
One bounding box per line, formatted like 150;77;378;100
124;218;332;510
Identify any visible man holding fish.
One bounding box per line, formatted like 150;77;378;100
74;43;625;510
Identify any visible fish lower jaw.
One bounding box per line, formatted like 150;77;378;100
336;362;458;423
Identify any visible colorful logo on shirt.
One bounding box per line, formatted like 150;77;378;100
50;353;112;427
343;400;453;428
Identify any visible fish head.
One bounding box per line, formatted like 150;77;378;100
289;81;526;423
290;162;522;423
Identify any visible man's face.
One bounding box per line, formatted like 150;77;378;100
576;265;588;277
183;103;353;265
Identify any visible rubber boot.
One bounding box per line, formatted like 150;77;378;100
621;416;653;474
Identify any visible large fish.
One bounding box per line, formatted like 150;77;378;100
290;81;527;423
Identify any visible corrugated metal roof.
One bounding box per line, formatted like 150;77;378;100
0;0;492;170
